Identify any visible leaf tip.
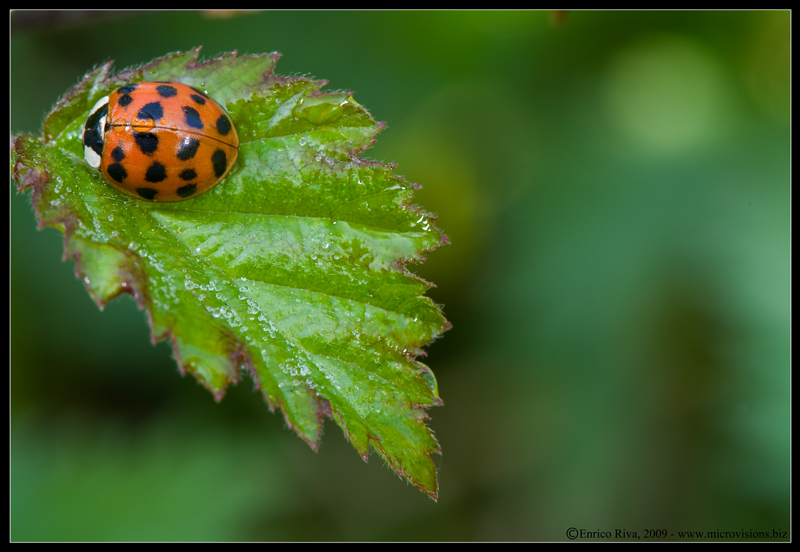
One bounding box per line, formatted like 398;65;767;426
372;441;440;501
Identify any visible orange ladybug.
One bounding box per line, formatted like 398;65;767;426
83;82;239;202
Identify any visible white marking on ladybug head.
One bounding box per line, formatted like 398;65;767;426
84;143;102;168
88;95;109;117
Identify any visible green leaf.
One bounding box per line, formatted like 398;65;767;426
11;48;449;499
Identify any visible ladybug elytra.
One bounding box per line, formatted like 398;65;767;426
83;82;239;202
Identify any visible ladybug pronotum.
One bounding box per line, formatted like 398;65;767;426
83;82;239;202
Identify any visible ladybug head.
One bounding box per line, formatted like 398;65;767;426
83;96;109;169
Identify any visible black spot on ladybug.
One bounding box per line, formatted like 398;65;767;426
145;162;167;183
118;84;137;94
138;102;163;122
179;168;197;181
182;106;204;130
211;149;227;178
83;102;108;156
118;94;134;107
107;163;127;183
190;94;206;105
177;184;198;198
190;87;209;98
216;115;232;136
176;137;200;160
111;146;125;162
156;85;178;98
136;188;158;200
134;132;159;154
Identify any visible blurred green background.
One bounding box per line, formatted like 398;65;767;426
10;10;789;541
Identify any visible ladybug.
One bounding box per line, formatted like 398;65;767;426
82;82;239;202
